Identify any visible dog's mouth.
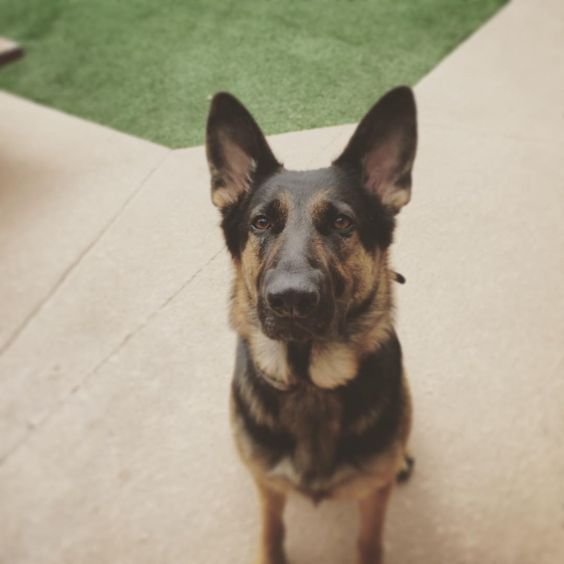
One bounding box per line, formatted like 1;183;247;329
258;302;334;343
261;317;321;342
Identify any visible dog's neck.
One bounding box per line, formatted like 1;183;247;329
247;319;393;390
238;267;396;390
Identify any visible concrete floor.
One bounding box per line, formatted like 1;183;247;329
1;0;563;562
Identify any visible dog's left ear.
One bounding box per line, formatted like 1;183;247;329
206;93;281;210
333;86;417;213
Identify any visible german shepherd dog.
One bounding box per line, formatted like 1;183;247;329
205;86;417;564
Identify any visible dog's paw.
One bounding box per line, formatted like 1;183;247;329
396;453;415;483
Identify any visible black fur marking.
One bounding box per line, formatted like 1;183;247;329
363;194;396;250
237;339;285;416
232;382;294;463
233;340;295;462
336;333;403;464
286;342;311;382
397;171;412;189
335;165;396;251
221;202;248;259
396;454;415;483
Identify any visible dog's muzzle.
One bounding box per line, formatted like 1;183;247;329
266;275;320;319
259;268;332;341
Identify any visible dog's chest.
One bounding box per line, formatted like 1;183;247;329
232;335;405;498
268;388;345;489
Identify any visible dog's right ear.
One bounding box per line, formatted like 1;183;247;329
206;93;281;210
333;86;417;214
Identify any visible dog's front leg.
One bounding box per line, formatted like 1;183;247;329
255;480;287;564
356;483;393;564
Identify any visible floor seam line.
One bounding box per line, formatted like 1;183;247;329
0;247;224;468
0;149;173;358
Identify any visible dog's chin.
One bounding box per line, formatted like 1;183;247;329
260;316;327;343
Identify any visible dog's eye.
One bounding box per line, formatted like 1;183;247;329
333;214;354;232
251;215;271;231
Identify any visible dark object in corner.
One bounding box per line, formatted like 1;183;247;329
0;38;24;67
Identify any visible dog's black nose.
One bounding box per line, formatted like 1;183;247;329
267;282;320;318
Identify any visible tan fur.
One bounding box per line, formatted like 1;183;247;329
398;371;413;445
347;244;378;305
357;483;393;564
308;189;332;222
241;237;262;303
248;330;293;390
255;481;287;564
309;342;358;389
229;274;253;339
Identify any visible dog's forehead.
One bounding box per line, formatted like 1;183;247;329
254;167;353;209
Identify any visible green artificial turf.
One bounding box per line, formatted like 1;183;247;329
0;0;506;147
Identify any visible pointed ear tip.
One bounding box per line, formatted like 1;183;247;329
208;91;244;115
392;85;414;95
386;85;416;107
210;90;236;102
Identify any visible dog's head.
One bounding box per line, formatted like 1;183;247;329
206;88;417;343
